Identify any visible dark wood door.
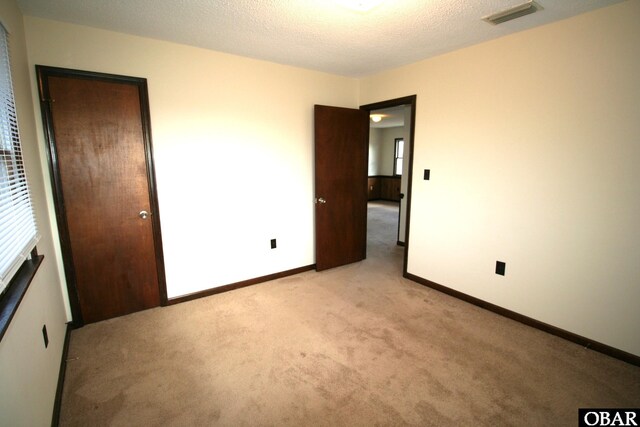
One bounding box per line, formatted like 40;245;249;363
38;67;165;324
314;105;369;271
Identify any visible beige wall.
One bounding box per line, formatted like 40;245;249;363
360;0;640;356
23;17;359;299
0;0;68;425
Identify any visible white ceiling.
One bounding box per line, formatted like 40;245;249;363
16;0;624;77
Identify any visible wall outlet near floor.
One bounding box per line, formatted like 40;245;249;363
496;261;506;276
270;239;277;249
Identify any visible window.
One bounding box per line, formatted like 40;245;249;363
393;138;404;176
0;23;39;297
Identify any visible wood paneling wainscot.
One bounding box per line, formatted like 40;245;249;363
368;175;401;201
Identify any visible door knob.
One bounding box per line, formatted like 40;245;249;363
139;210;150;219
315;197;326;204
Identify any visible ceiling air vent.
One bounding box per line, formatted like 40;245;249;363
482;1;542;25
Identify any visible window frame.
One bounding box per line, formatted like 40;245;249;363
0;23;43;341
0;248;43;340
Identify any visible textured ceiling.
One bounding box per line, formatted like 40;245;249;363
16;0;624;77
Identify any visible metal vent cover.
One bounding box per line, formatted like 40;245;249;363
483;1;543;25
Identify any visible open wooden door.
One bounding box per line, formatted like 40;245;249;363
314;105;369;271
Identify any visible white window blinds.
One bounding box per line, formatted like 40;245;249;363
0;24;39;294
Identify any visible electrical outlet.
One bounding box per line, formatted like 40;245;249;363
270;239;277;249
496;261;506;276
42;324;49;348
424;169;430;180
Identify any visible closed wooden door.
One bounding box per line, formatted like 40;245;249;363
314;105;369;271
37;67;166;325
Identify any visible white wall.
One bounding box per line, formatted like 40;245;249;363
0;1;68;425
360;0;640;357
368;127;383;175
380;127;402;176
369;126;403;176
23;17;359;299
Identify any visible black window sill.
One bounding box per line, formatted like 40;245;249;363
0;255;44;342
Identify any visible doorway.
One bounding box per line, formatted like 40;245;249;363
37;66;167;325
361;96;416;275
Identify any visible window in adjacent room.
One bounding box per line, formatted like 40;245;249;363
393;137;404;176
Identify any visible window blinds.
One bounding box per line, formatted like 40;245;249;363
0;24;39;295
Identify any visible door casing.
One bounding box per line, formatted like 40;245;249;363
361;95;417;276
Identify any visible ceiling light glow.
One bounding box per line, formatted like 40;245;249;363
370;114;383;123
334;0;386;12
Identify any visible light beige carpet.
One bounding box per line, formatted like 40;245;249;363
59;201;640;426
